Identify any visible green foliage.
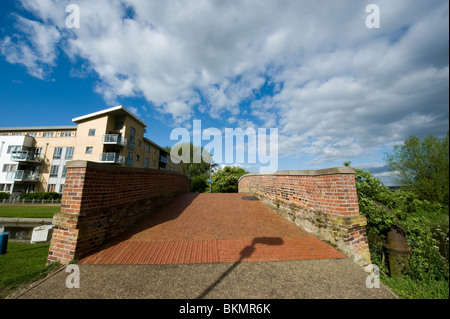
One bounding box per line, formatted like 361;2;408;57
190;175;209;193
351;164;397;237
385;131;449;204
167;143;217;193
211;166;248;193
19;192;62;201
172;143;215;178
0;192;10;200
347;161;449;298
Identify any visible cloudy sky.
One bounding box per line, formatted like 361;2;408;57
0;0;448;182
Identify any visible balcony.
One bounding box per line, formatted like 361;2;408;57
160;156;169;164
102;134;127;147
99;153;124;164
6;170;41;182
11;151;43;163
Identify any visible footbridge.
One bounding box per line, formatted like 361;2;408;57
47;161;370;267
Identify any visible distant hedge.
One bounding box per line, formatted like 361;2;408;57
0;192;10;200
19;192;62;201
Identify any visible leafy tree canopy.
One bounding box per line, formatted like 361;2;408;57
385;131;449;204
211;166;249;193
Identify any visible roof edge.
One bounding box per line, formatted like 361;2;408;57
0;126;77;131
72;105;147;127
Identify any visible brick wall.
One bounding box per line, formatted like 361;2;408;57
47;160;189;264
239;167;371;266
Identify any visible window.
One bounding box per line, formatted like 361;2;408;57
144;158;149;168
2;164;17;172
86;147;93;154
50;165;59;177
27;133;37;137
59;184;65;193
145;145;150;153
5;184;12;192
62;166;67;177
7;145;21;153
88;129;96;136
126;152;133;165
61;132;72;137
129;127;136;149
152;160;155;167
43;132;54;137
138;140;141;147
47;184;56;192
53;147;62;159
65;147;74;159
153;148;156;154
0;184;4;192
35;147;43;156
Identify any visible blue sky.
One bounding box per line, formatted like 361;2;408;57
0;0;448;184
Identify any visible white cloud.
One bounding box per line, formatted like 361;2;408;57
1;0;448;165
162;100;193;125
0;15;61;79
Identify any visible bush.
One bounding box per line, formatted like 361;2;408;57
211;166;248;193
190;175;208;193
0;192;10;200
19;192;62;201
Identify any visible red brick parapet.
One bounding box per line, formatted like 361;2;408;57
47;160;189;265
238;167;371;266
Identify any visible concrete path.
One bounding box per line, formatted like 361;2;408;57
10;259;395;299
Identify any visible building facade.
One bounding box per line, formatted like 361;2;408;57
0;106;183;198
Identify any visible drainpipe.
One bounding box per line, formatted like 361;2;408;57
0;141;4;158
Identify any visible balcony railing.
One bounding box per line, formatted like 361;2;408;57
11;151;43;163
6;170;41;182
160;156;169;164
99;153;125;164
102;134;127;147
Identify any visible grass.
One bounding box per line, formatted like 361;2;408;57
0;205;60;218
0;242;60;298
382;275;449;299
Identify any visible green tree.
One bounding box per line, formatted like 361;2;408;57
385;132;449;204
211;166;248;193
166;142;217;192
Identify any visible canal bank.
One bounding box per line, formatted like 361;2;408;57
0;217;53;243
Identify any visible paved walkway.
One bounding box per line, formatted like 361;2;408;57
11;259;396;299
79;193;345;265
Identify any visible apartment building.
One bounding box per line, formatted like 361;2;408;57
0;106;183;198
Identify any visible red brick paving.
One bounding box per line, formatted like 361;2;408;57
79;193;345;265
